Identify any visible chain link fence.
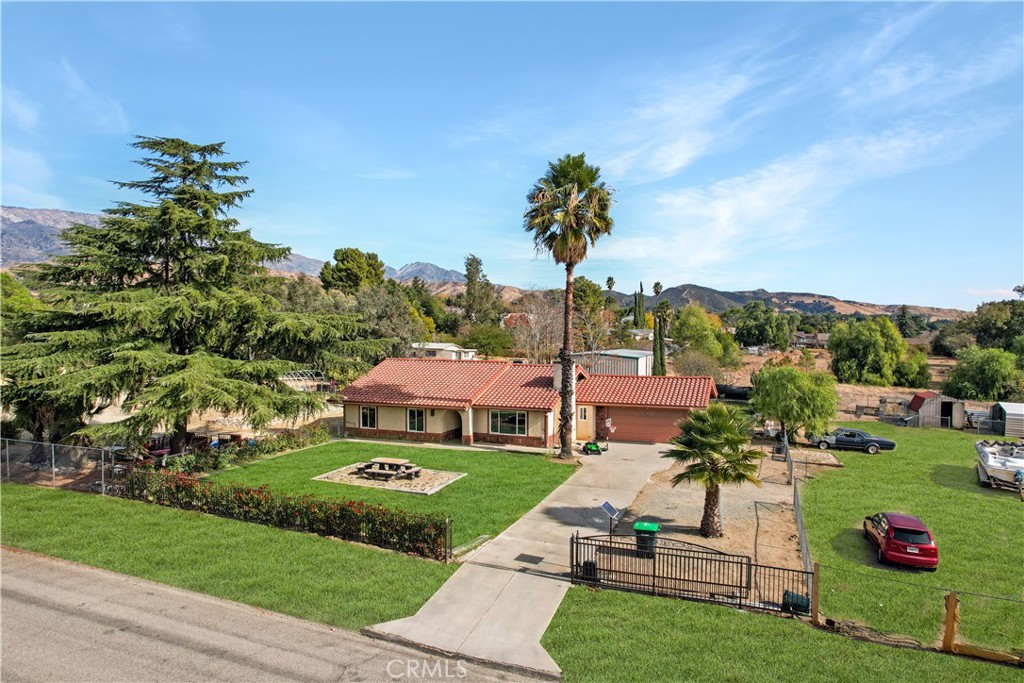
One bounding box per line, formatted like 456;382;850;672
2;438;187;494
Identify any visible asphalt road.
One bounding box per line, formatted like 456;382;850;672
0;548;531;683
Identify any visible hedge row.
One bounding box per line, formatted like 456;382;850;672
117;470;451;561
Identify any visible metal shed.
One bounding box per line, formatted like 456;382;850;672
990;402;1024;438
908;391;965;429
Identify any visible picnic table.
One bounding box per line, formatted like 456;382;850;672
358;458;422;480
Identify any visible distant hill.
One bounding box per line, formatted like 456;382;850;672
0;207;465;284
609;284;965;322
0;206;967;320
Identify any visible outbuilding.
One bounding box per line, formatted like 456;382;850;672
908;391;965;429
990;402;1024;438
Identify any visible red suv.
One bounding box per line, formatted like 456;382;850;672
863;512;939;570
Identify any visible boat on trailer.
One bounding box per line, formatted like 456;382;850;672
975;440;1024;491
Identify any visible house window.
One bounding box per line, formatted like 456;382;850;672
408;408;425;433
425;350;437;357
490;410;527;436
579;406;588;421
360;406;377;429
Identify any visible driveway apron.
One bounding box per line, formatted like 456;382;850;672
367;442;672;678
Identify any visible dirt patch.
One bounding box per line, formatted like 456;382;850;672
313;463;466;495
612;441;843;570
724;350;989;422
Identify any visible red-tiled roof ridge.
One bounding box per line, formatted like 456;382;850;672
341;357;509;409
577;374;717;408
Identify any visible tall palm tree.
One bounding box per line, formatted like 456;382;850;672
525;153;614;458
663;403;764;537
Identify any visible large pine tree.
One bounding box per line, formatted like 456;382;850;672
3;137;388;451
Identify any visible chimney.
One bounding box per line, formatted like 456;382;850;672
553;360;562;391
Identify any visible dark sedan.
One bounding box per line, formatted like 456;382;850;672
812;428;896;454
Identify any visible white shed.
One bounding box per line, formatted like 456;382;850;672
991;402;1024;438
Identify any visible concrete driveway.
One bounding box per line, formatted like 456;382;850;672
367;442;672;679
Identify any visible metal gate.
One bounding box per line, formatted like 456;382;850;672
570;533;812;614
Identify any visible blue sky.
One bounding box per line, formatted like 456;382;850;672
2;2;1021;311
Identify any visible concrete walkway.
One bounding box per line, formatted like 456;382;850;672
367;442;672;679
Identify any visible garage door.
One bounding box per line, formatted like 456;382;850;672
605;407;688;444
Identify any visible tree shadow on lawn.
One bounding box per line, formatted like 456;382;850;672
929;463;1006;497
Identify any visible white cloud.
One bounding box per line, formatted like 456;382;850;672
841;35;1023;112
1;146;64;208
58;59;128;133
965;288;1018;300
3;90;40;131
594;116;1006;277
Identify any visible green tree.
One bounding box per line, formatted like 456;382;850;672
734;301;794;349
524;152;614;457
573;276;608;353
606;276;615;292
461;324;513;358
653;300;672;376
828;317;920;386
663;403;764;537
633;283;645;328
750;366;839;440
319;247;386;294
2;137;387;451
1;272;43;344
355;280;428;356
943;347;1023;401
653;281;663;297
462;254;501;325
893;305;925;338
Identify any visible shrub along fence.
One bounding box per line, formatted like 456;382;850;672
117;470;453;562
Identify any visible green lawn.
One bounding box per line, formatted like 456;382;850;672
205;440;576;547
801;422;1024;651
544;587;1020;682
0;483;454;630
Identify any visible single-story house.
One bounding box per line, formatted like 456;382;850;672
629;329;654;341
572;349;653;376
342;358;717;447
908;391;965;429
409;342;477;361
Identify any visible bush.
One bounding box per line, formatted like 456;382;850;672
119;470;452;561
175;423;330;474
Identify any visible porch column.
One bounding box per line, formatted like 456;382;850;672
462;407;474;445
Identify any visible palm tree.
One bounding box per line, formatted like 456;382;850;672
663;403;764;537
606;276;615;292
525;153;614;458
653;281;663;297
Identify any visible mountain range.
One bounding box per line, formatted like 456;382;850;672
1;206;965;320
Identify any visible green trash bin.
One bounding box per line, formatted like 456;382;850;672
634;521;661;558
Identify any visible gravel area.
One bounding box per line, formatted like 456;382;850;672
313;463;466;495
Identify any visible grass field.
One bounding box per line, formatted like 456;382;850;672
544;587;1020;682
800;422;1024;651
205;440;576;547
0;483;454;630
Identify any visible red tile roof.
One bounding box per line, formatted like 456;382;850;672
475;364;560;410
343;358;716;412
576;374;717;408
341;358;508;409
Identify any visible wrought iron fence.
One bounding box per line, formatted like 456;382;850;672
570;533;812;614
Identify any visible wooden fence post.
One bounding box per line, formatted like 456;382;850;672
811;562;821;626
941;592;960;653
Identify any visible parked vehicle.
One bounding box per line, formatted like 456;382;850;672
863;512;939;570
812;428;895;454
975;440;1024;491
